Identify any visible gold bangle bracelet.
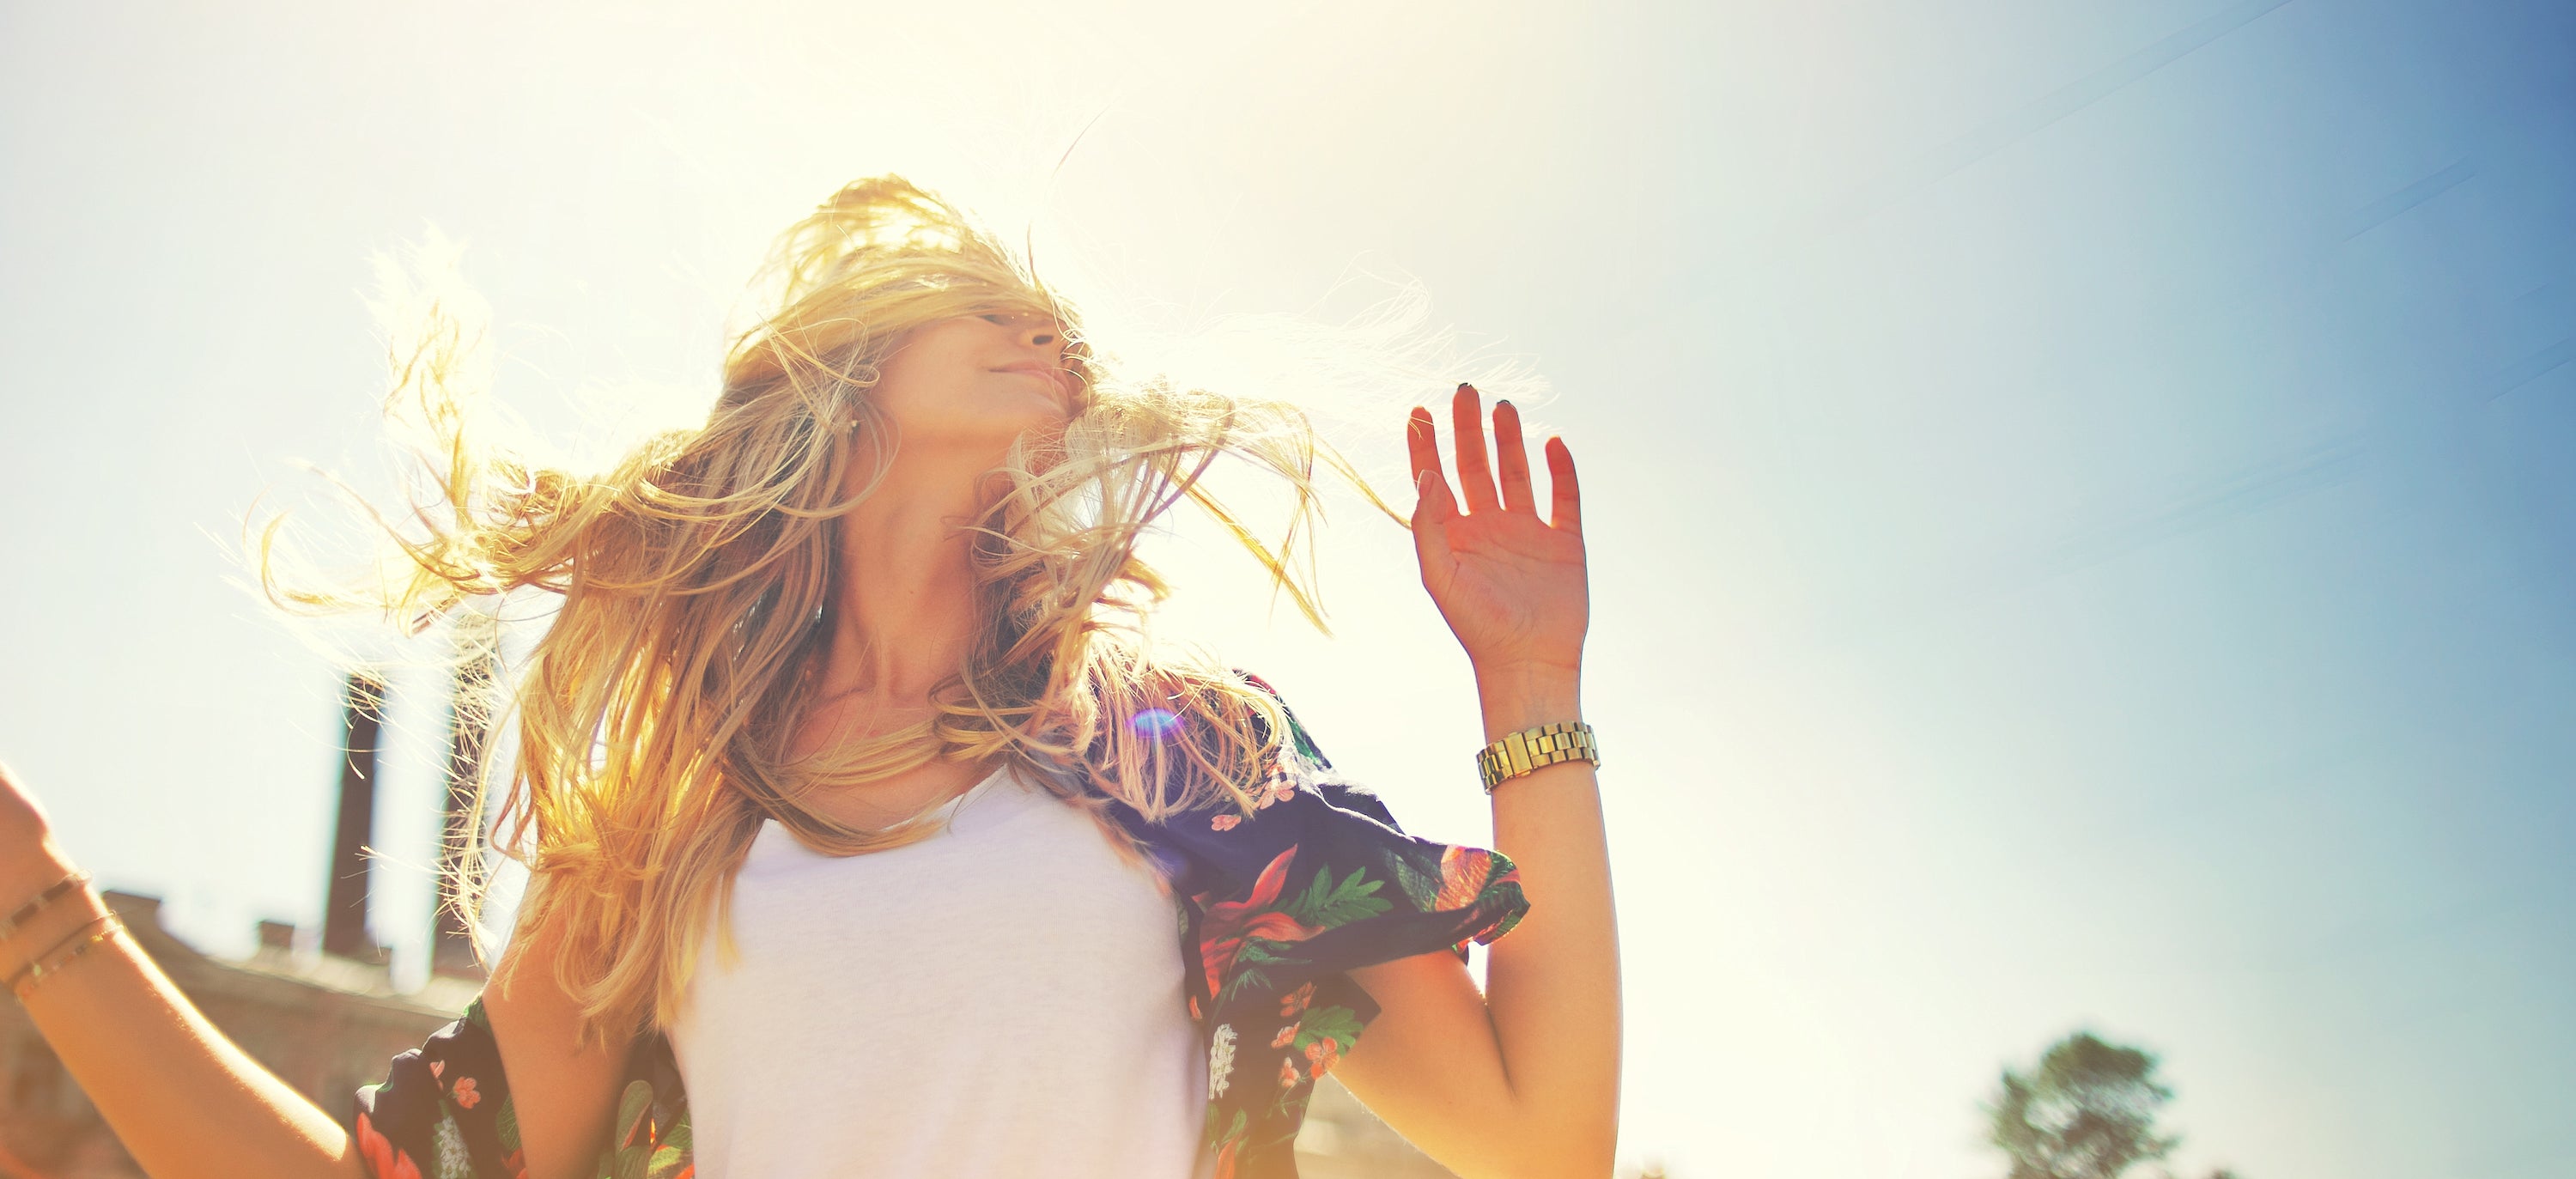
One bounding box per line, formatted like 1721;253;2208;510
9;915;122;1000
1476;720;1601;793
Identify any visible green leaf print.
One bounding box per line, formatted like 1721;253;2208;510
1291;1005;1364;1054
1206;1104;1249;1146
1285;866;1394;928
1283;717;1327;767
590;1079;663;1179
623;1108;692;1179
1224;941;1293;1001
1479;874;1529;940
617;1079;653;1142
1379;848;1443;909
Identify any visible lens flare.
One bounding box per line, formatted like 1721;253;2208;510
1130;708;1185;741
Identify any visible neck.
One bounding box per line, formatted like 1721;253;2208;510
817;442;1004;703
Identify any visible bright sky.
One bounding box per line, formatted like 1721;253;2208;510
4;2;2573;1176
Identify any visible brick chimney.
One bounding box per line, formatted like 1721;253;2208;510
322;670;389;965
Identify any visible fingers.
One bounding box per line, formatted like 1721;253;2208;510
1406;407;1457;520
1406;409;1456;564
1405;407;1444;500
1419;385;1571;527
1546;435;1583;534
1492;398;1536;514
1412;466;1455;570
1449;384;1502;514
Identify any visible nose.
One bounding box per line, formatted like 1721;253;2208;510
993;310;1076;371
1022;323;1081;377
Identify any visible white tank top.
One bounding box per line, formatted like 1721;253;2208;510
668;763;1210;1179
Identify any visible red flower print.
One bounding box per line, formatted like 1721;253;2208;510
1280;981;1315;1017
1271;1023;1299;1048
501;1147;527;1179
354;1111;424;1179
451;1075;480;1110
1197;847;1324;1000
1303;1036;1341;1077
1279;1057;1302;1090
1212;812;1242;832
1436;845;1495;912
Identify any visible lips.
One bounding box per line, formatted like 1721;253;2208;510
995;362;1072;396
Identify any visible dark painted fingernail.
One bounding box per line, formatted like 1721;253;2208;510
1457;381;1475;393
1498;399;1513;409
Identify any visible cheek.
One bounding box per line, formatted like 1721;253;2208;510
868;337;971;421
865;344;1053;441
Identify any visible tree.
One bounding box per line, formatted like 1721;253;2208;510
1985;1030;2217;1179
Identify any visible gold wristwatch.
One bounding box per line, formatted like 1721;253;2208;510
1476;720;1601;793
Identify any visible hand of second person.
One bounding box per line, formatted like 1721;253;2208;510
1404;384;1589;683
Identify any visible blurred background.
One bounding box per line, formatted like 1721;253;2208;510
3;1;2573;1176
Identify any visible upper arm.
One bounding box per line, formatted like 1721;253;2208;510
478;914;633;1179
1333;951;1528;1178
1206;672;1546;1172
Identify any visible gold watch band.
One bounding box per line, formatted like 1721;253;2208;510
1476;720;1600;793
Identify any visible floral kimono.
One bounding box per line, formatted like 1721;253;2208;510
351;675;1530;1179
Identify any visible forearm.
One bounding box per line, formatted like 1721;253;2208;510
1474;667;1621;1172
1;843;365;1179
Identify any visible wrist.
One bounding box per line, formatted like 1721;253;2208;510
0;846;103;976
1472;663;1583;741
0;841;80;909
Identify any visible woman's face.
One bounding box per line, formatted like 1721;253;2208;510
869;308;1081;453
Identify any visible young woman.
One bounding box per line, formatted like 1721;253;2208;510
0;177;1619;1179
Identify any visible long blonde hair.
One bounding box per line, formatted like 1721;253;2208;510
264;176;1400;1047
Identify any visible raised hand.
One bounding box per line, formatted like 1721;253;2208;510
1404;384;1588;683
